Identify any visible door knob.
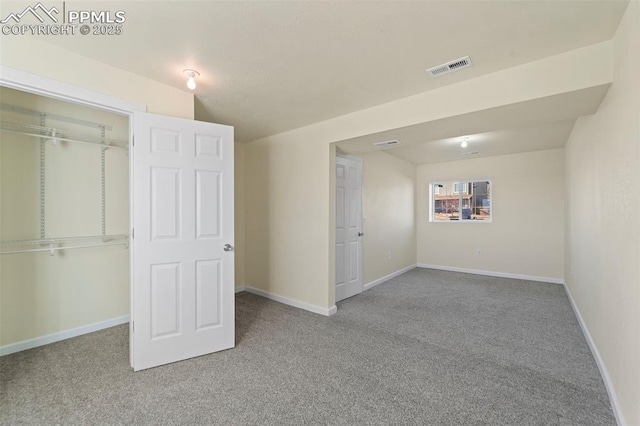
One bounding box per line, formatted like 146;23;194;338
223;244;233;252
358;232;364;236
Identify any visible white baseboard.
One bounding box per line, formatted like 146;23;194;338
417;263;564;284
237;285;337;316
563;283;626;426
363;264;417;291
0;315;130;356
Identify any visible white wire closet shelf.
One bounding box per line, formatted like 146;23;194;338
0;234;129;256
0;121;129;150
0;102;129;256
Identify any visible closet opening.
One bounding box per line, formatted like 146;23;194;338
2;68;236;371
0;86;131;356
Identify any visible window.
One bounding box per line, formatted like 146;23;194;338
453;183;468;194
430;180;491;222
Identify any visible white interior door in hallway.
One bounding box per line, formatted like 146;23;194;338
132;112;235;370
335;155;363;302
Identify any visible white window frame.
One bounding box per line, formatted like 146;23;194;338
429;179;492;223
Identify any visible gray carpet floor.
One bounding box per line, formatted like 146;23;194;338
0;268;615;425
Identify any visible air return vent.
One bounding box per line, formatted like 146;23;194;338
426;56;472;77
461;151;480;157
373;140;400;148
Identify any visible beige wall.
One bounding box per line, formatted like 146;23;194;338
244;137;332;309
1;37;194;119
359;151;416;285
564;2;639;424
0;87;130;346
417;149;565;280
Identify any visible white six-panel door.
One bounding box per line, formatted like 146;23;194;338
131;112;234;371
335;155;363;302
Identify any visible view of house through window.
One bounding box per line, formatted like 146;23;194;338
431;181;491;221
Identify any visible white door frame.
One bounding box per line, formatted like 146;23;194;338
335;153;364;302
0;66;145;115
0;65;145;367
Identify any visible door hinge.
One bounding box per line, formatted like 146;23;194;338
132;321;135;332
132;136;135;147
132;228;135;239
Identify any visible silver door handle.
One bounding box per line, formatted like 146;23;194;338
358;232;364;236
224;244;234;252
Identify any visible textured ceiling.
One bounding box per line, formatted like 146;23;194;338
28;0;628;142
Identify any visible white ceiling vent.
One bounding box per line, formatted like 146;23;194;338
373;140;400;148
426;56;472;78
461;151;480;157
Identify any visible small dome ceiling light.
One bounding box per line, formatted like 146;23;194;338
461;137;469;148
183;69;200;90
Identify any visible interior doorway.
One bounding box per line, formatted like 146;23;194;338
0;85;132;358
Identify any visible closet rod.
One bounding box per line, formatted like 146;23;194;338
0;128;128;151
0;241;128;256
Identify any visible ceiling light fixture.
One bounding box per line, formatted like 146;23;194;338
183;69;200;90
461;137;469;148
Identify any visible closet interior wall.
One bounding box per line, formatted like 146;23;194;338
0;87;130;350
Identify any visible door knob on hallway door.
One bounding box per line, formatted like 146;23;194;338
223;244;233;252
358;232;364;236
